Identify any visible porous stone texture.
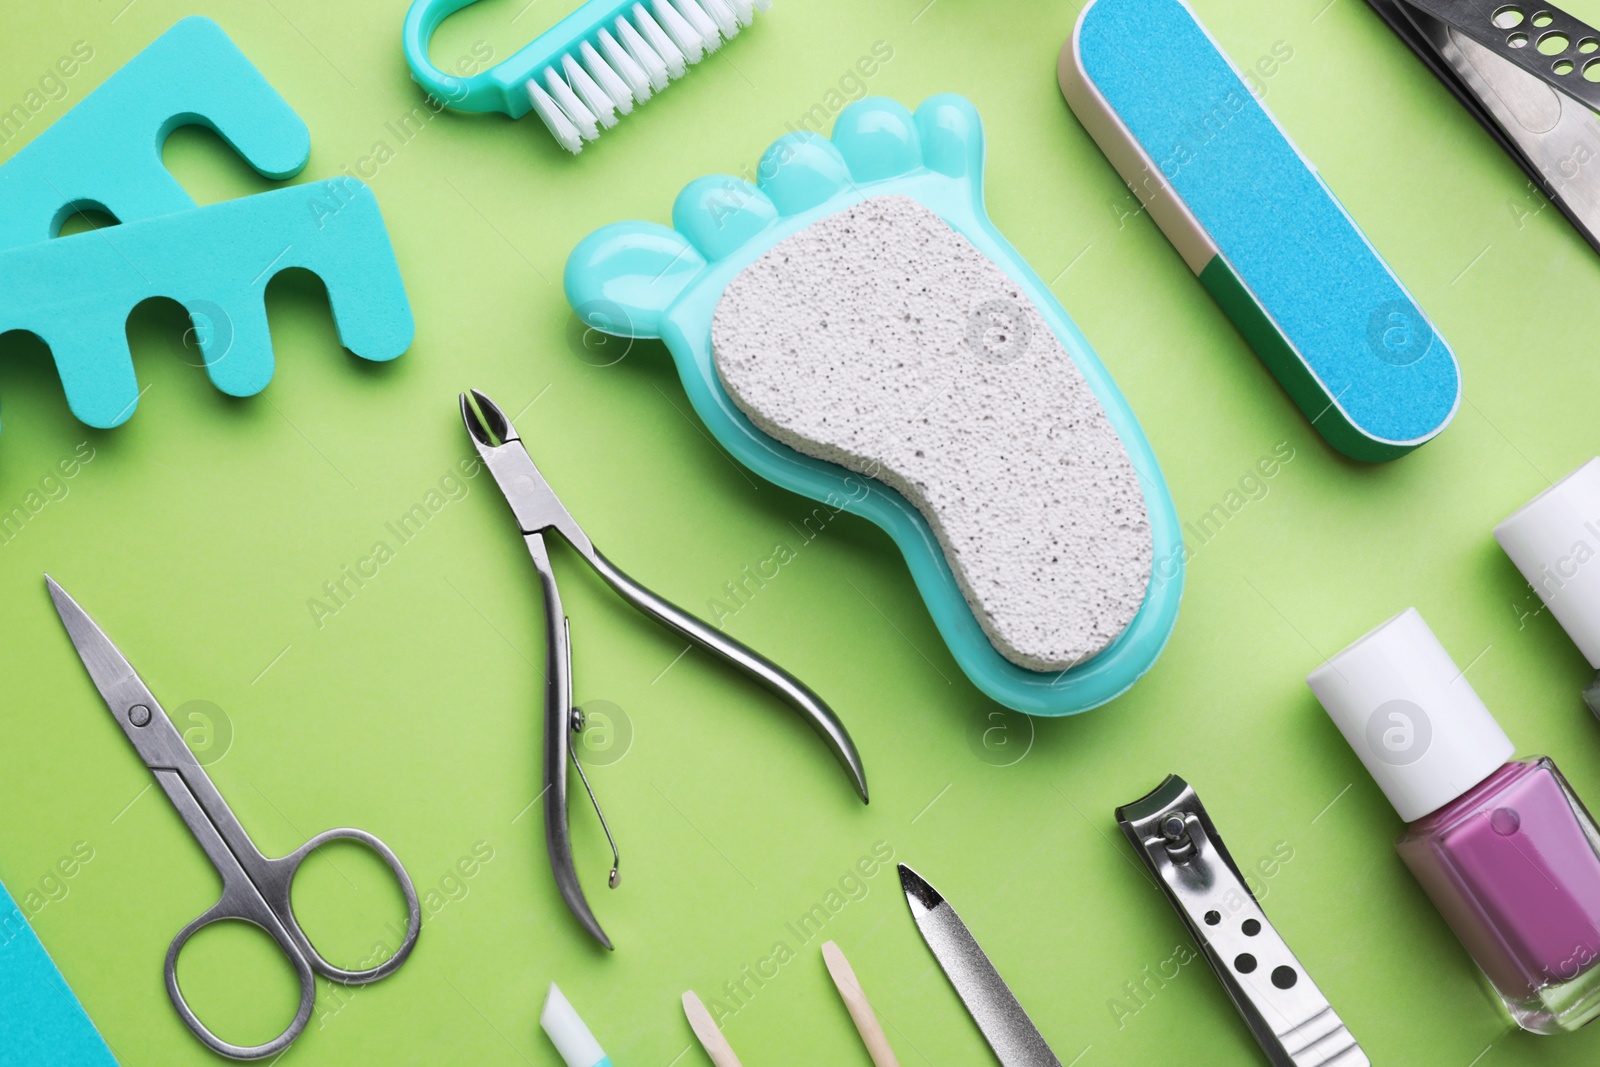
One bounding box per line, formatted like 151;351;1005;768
711;194;1153;672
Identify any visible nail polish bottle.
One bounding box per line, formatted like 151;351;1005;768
1308;608;1600;1034
1495;457;1600;717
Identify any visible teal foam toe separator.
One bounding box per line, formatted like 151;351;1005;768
0;16;310;247
1075;0;1460;459
0;878;119;1065
565;94;1183;717
0;18;411;431
0;179;413;428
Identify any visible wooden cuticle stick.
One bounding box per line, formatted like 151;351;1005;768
822;940;900;1067
682;990;743;1067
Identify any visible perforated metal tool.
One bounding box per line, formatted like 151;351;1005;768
1117;776;1367;1067
1368;0;1600;254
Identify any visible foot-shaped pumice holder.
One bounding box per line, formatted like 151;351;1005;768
565;94;1183;715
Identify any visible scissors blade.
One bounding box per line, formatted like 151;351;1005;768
46;576;202;775
48;575;156;716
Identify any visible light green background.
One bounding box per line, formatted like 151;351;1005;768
3;0;1600;1063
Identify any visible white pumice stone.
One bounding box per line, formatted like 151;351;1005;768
711;194;1153;672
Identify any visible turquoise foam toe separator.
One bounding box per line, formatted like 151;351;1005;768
0;877;119;1065
0;181;414;429
0;16;310;247
0;17;412;431
1075;0;1460;456
565;94;1183;716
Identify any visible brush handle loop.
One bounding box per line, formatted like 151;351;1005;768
403;0;642;117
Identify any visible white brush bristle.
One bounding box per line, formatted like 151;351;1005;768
525;0;770;154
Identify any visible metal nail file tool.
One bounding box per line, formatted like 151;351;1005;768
1116;776;1367;1067
1365;0;1600;254
898;864;1061;1067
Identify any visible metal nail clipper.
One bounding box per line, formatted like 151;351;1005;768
460;389;868;949
1117;776;1367;1067
1366;0;1600;255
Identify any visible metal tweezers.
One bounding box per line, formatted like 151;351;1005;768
1366;0;1600;253
460;389;868;949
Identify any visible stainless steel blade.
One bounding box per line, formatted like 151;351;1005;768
1366;0;1600;254
46;575;149;714
1405;0;1600;111
1420;10;1600;250
899;864;1061;1067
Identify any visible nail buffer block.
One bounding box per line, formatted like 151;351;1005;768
1060;0;1460;462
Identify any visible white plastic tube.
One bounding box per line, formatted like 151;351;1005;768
540;983;612;1067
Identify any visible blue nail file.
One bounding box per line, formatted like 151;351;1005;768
1060;0;1460;462
0;17;412;432
0;16;310;248
0;877;119;1065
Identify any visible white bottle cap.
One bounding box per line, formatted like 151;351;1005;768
540;983;609;1067
1494;458;1600;669
1306;608;1514;822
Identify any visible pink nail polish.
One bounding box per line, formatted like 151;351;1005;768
1309;609;1600;1034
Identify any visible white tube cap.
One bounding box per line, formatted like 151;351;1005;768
540;983;609;1067
1306;608;1514;822
1495;458;1600;669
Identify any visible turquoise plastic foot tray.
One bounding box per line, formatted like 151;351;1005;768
565;94;1183;716
1061;0;1460;462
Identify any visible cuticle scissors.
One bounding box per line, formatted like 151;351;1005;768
45;576;421;1061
